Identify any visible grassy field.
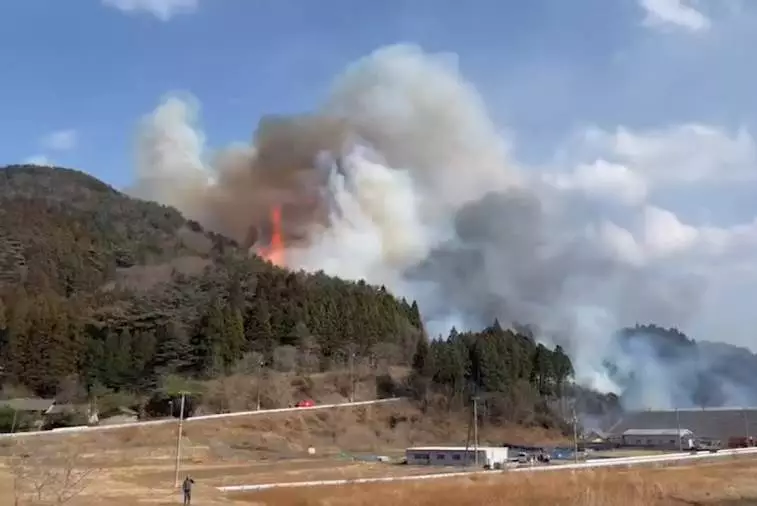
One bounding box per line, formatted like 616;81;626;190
0;402;753;505
236;458;757;506
0;400;563;505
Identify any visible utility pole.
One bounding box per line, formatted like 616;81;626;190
473;396;479;466
572;407;579;464
348;347;356;403
676;408;682;452
463;396;472;469
256;359;264;411
173;393;187;488
744;409;751;446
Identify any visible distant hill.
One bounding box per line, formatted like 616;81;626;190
0;164;425;396
604;324;757;410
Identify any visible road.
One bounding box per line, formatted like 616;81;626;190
217;446;757;492
0;397;404;439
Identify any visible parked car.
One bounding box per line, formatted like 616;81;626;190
295;399;315;408
727;436;754;448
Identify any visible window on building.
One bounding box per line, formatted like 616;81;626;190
436;454;445;460
452;454;461;461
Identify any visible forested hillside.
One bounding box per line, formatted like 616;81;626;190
0;165;422;394
0;164;577;432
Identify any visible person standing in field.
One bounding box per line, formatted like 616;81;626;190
182;475;195;505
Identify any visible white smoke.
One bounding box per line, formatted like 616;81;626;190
128;43;737;409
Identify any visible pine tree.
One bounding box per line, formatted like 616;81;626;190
131;330;157;390
409;336;435;404
222;306;245;368
245;298;274;356
151;322;191;377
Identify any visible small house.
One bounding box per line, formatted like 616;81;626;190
621;428;695;449
0;398;56;430
405;446;510;469
584;429;608;443
0;398;56;415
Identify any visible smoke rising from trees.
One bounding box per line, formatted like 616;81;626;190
128;43;752;410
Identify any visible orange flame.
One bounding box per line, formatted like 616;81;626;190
262;206;285;267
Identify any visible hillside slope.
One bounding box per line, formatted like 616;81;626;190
0;164;424;396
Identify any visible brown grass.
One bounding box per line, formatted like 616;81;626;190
0;402;575;505
20;400;563;459
234;458;757;506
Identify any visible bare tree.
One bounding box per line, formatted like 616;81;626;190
272;345;297;373
369;342;403;373
231;351;264;375
8;438;100;505
296;336;321;374
55;375;87;405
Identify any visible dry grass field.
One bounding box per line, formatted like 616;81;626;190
0;401;753;505
238;459;757;506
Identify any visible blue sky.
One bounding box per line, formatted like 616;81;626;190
3;0;757;347
0;0;751;189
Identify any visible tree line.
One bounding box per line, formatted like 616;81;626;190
408;321;574;428
0;270;424;398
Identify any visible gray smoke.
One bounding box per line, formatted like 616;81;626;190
128;43;752;410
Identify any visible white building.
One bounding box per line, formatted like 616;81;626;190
621;428;695;449
405;446;510;469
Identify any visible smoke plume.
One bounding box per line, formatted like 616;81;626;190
128;44;749;410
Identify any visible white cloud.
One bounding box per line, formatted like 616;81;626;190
639;0;711;32
553;121;757;327
102;0;199;21
595;206;729;274
541;122;756;215
593;207;698;267
579;123;757;186
22;155;52;166
593;220;647;266
42;129;78;152
542;160;648;205
640;205;699;257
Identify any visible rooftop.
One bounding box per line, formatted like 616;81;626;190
406;446;506;452
0;398;55;412
610;408;757;440
622;428;693;436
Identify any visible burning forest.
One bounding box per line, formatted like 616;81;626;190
128;43;757;411
256;205;285;267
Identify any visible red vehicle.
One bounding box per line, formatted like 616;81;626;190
295;399;315;408
727;436;754;448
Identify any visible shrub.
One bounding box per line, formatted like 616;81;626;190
143;391;198;419
0;407;32;433
42;410;88;430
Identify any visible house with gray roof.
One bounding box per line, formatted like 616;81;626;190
0;398;56;414
610;407;757;444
